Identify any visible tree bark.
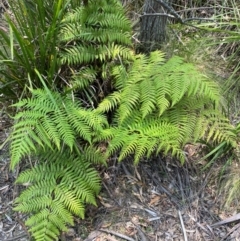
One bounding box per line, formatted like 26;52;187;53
138;0;170;53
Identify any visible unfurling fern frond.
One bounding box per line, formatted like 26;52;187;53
10;88;108;169
14;149;101;241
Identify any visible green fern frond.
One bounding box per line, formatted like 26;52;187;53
108;51;220;124
26;205;70;240
10;88;107;169
58;0;133;101
139;79;156;118
59;0;132;61
103;118;184;164
61;0;131;41
80;146;107;165
195;109;237;145
67;67;97;91
60;44;131;66
124;52;219;118
118;86;141;123
97;50;236;162
96;92;121;113
14;149;101;241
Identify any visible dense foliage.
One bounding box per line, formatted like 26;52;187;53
0;0;239;240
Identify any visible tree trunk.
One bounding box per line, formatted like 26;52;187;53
138;0;170;53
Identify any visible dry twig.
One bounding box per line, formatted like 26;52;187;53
220;222;240;241
5;232;28;241
131;221;149;241
99;228;135;241
211;213;240;227
178;210;188;241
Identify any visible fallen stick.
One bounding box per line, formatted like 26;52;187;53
99;228;135;241
178;210;188;241
5;232;28;241
211;213;240;227
131;222;149;241
220;222;240;241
